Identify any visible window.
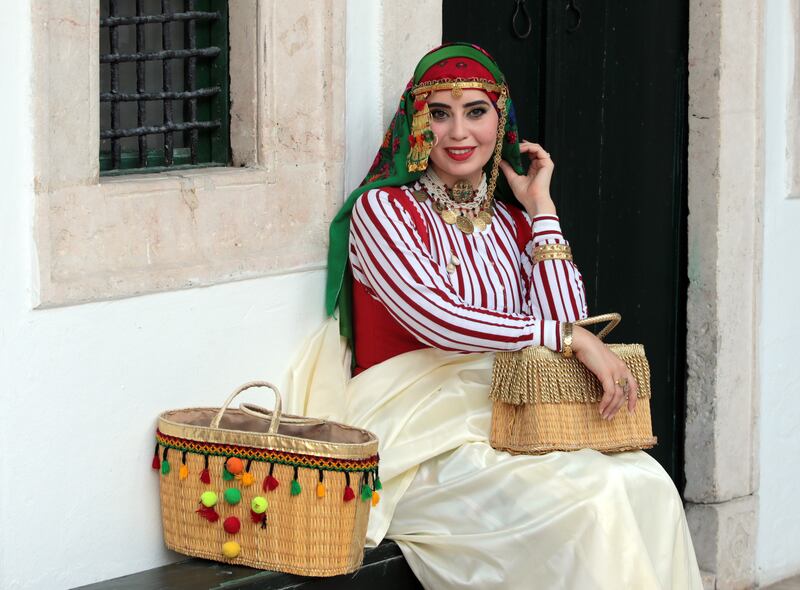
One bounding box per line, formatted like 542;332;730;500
99;0;230;175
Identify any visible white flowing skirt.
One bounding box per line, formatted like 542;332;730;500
287;319;703;590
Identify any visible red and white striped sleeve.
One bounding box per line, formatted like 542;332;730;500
521;214;589;322
349;189;562;352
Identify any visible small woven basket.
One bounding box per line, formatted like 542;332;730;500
153;381;381;576
490;314;658;455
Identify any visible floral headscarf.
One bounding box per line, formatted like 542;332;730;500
325;42;526;342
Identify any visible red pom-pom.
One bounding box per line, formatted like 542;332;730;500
250;509;263;524
196;506;219;522
263;475;279;492
408;134;416;146
223;516;241;534
152;455;161;470
200;468;211;484
413;99;426;111
343;486;356;502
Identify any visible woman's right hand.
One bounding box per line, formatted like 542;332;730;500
570;325;638;420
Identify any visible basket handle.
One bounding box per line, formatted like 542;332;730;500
239;402;326;426
574;312;621;341
210;381;282;434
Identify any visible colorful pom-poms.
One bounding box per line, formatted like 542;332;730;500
200;491;218;508
179;464;189;480
223;516;241;535
161;459;171;475
152;454;161;470
250;509;264;524
222;467;234;481
263;475;279;492
316;482;326;498
222;541;241;559
196;506;219;522
290;479;302;496
374;476;383;491
372;491;381;507
224;488;242;505
241;472;255;487
361;483;372;502
251;496;268;514
343;486;355;502
200;468;211;484
226;457;244;475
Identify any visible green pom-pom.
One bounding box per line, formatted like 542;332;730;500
222;467;234;481
223;487;242;505
290;479;302;496
374;477;382;491
161;460;171;475
422;129;435;142
361;483;372;502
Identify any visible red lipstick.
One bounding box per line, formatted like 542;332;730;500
444;147;476;161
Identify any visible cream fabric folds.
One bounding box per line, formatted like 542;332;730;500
287;318;703;590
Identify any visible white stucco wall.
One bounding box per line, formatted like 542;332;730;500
756;0;800;585
0;1;441;588
0;3;326;589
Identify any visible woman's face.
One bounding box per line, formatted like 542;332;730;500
427;88;499;187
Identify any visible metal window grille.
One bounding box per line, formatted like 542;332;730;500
100;0;229;175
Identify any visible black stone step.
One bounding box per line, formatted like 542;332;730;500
73;541;422;590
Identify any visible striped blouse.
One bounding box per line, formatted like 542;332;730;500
348;182;588;365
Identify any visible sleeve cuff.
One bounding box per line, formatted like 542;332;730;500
537;319;561;352
531;215;564;245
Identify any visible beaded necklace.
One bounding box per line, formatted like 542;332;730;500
415;168;494;234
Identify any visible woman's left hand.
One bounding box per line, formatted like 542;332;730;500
498;141;557;217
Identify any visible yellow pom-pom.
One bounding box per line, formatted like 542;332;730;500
179;464;189;480
222;541;241;559
241;472;255;487
316;482;326;498
371;491;380;507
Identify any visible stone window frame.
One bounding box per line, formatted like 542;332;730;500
31;0;345;307
788;0;800;199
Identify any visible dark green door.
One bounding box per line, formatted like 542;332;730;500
443;0;689;487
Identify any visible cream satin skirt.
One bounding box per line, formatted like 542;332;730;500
287;319;703;590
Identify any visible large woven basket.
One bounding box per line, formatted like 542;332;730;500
490;314;658;455
153;381;381;576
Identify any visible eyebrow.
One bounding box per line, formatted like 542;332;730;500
428;100;491;109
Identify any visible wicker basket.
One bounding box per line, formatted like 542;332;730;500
153;381;381;576
490;314;658;455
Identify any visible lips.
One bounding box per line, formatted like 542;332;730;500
444;147;476;162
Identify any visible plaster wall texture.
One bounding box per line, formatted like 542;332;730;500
0;2;441;588
756;0;800;585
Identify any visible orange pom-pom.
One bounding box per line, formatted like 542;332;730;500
371;491;380;507
316;482;326;498
179;464;189;480
241;472;255;487
226;457;244;475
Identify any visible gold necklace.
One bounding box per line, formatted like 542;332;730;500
416;169;494;235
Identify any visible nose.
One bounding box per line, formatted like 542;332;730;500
449;112;468;141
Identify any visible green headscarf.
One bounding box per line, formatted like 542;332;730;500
325;42;526;342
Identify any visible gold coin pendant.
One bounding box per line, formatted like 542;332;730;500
477;210;493;225
412;190;428;203
440;209;458;224
473;216;487;232
455;214;474;234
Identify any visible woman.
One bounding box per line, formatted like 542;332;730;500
291;43;702;589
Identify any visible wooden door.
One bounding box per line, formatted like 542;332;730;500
444;0;689;486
